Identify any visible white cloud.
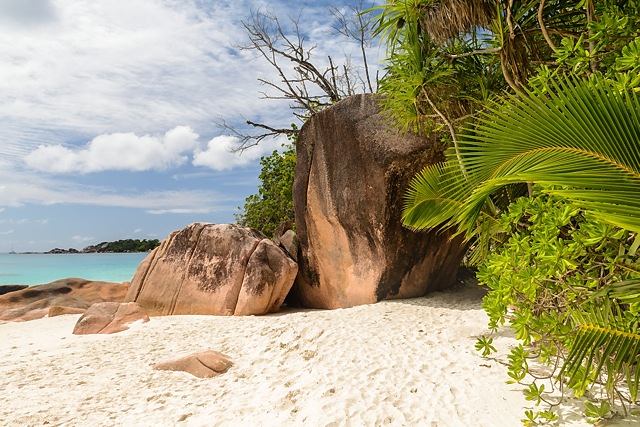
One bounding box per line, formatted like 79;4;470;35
25;126;199;173
35;219;49;225
0;0;279;164
0;218;28;224
192;135;284;171
0;229;14;235
133;228;142;234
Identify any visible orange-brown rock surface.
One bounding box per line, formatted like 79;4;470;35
290;94;467;309
0;278;129;322
153;350;233;378
126;223;298;316
48;306;87;317
73;302;149;334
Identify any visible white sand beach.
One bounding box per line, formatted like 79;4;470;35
0;284;637;427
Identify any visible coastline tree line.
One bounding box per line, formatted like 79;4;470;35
235;0;640;422
44;239;160;254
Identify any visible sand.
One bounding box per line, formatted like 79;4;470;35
0;284;637;427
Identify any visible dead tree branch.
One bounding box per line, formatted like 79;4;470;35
220;4;377;150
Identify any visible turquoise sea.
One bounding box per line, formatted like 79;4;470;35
0;253;149;286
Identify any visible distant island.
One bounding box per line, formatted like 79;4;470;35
22;239;161;254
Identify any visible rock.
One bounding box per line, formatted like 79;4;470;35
290;93;467;309
153;350;233;378
0;285;28;296
126;223;298;316
273;223;299;262
0;278;129;322
72;302;149;334
278;230;299;262
49;306;87;317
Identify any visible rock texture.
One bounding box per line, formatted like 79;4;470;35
290;94;467;309
0;278;129;322
126;223;298;316
0;285;28;296
273;223;299;263
48;306;87;317
73;302;149;334
153;350;233;378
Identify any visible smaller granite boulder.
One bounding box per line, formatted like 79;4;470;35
274;228;299;263
126;223;298;316
73;302;149;335
153;350;233;378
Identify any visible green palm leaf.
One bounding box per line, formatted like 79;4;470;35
561;304;640;401
403;77;640;239
402;159;509;263
402;160;474;231
454;77;640;235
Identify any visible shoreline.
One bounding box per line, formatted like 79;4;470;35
5;251;152;255
1;284;636;426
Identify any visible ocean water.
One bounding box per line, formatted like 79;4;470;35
0;253;149;286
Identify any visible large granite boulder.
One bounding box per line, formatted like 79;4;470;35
126;223;298;316
290;93;467;309
0;278;129;322
73;302;150;334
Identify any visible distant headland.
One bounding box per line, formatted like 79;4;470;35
20;239;161;254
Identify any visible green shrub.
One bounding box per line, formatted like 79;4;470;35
477;186;640;422
235;138;296;238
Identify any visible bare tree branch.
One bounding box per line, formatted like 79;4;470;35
330;0;377;93
215;117;299;154
218;4;377;151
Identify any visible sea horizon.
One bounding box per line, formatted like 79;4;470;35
0;252;148;286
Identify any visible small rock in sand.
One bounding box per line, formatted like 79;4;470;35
153;350;233;378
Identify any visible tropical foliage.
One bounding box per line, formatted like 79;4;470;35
403;77;640;238
235;133;296;237
373;0;640;422
478;190;640;421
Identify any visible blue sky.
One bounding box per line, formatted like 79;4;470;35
0;0;382;252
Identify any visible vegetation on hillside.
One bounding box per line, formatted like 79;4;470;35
374;0;640;423
83;239;160;253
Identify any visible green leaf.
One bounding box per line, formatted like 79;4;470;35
584;401;611;423
475;335;497;357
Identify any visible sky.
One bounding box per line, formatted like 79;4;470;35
0;0;382;252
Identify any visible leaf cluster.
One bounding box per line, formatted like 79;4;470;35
235;133;296;238
478;190;640;421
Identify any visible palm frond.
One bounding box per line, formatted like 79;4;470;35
403;160;478;231
455;77;640;234
593;279;640;304
402;159;505;263
561;303;640;401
